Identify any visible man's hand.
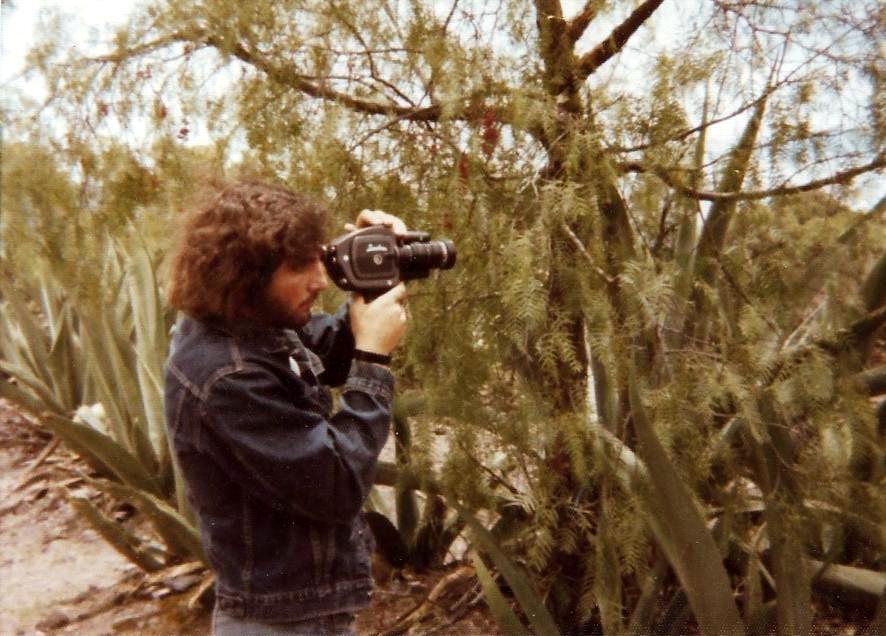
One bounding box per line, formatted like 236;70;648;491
349;283;408;356
344;209;408;236
346;209;409;356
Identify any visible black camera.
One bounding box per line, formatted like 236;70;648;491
323;226;456;298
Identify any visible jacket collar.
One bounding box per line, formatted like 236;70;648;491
193;316;301;355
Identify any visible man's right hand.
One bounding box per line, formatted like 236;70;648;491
349;284;408;356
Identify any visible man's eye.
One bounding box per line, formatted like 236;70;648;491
290;256;321;271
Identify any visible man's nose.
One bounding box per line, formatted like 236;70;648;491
311;260;329;291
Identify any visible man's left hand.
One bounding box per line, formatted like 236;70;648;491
345;209;408;236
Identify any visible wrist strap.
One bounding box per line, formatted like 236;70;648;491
354;349;392;365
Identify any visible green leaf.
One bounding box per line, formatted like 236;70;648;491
455;503;560;636
471;553;529;636
744;395;811;636
627;360;746;636
119;237;170;466
594;496;624;635
0;271;49;373
697;95;768;259
0;378;51;418
42;413;163;497
0;361;68;416
92;478;205;562
392;397;419;546
44;302;82;410
77;305;145;455
861;251;886;313
70;495;165;572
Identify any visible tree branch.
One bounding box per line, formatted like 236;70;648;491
609;87;777;154
567;1;599;42
845;305;886;349
88;22;547;144
375;461;441;495
561;222;615;283
576;0;666;80
208;36;444;121
533;0;580;99
200;36;545;139
622;155;885;202
331;2;418;108
89;29;208;64
853;365;886;397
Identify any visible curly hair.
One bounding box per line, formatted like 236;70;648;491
167;179;329;325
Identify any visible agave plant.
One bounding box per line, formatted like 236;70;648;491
0;233;202;570
365;394;466;571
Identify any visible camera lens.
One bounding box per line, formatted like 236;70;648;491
396;240;457;279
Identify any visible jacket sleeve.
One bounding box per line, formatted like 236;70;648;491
297;303;355;387
201;358;392;525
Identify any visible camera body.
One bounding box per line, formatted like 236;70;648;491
323;226;456;298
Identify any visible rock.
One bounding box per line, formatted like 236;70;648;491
164;573;203;592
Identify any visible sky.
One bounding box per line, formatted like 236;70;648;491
1;0;137;84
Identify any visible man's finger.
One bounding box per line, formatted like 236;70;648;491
381;283;407;304
355;209;408;235
356;210;387;226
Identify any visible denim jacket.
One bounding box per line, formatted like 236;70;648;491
163;305;392;622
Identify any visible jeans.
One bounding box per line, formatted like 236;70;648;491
212;607;356;636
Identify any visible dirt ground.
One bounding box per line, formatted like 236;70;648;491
0;403;497;636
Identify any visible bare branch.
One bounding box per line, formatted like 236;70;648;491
622;155;885;202
346;111;414;152
442;0;460;33
331;2;417;108
88;30;207;64
566;1;599;42
560;222;615;284
844;305;886;351
213;37;444;122
608;69;810;155
853;365;886;397
576;0;666;80
184;35;537;137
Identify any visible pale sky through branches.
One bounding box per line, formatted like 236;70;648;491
2;1;883;208
1;0;136;85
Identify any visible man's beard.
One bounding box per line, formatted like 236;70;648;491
260;293;316;330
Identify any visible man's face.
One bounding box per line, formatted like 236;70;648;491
264;254;329;328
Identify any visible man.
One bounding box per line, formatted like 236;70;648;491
163;179;408;635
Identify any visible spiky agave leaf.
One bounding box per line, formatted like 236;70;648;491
91;478;205;563
455;503;560;636
42;413;163;497
69;494;165;573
